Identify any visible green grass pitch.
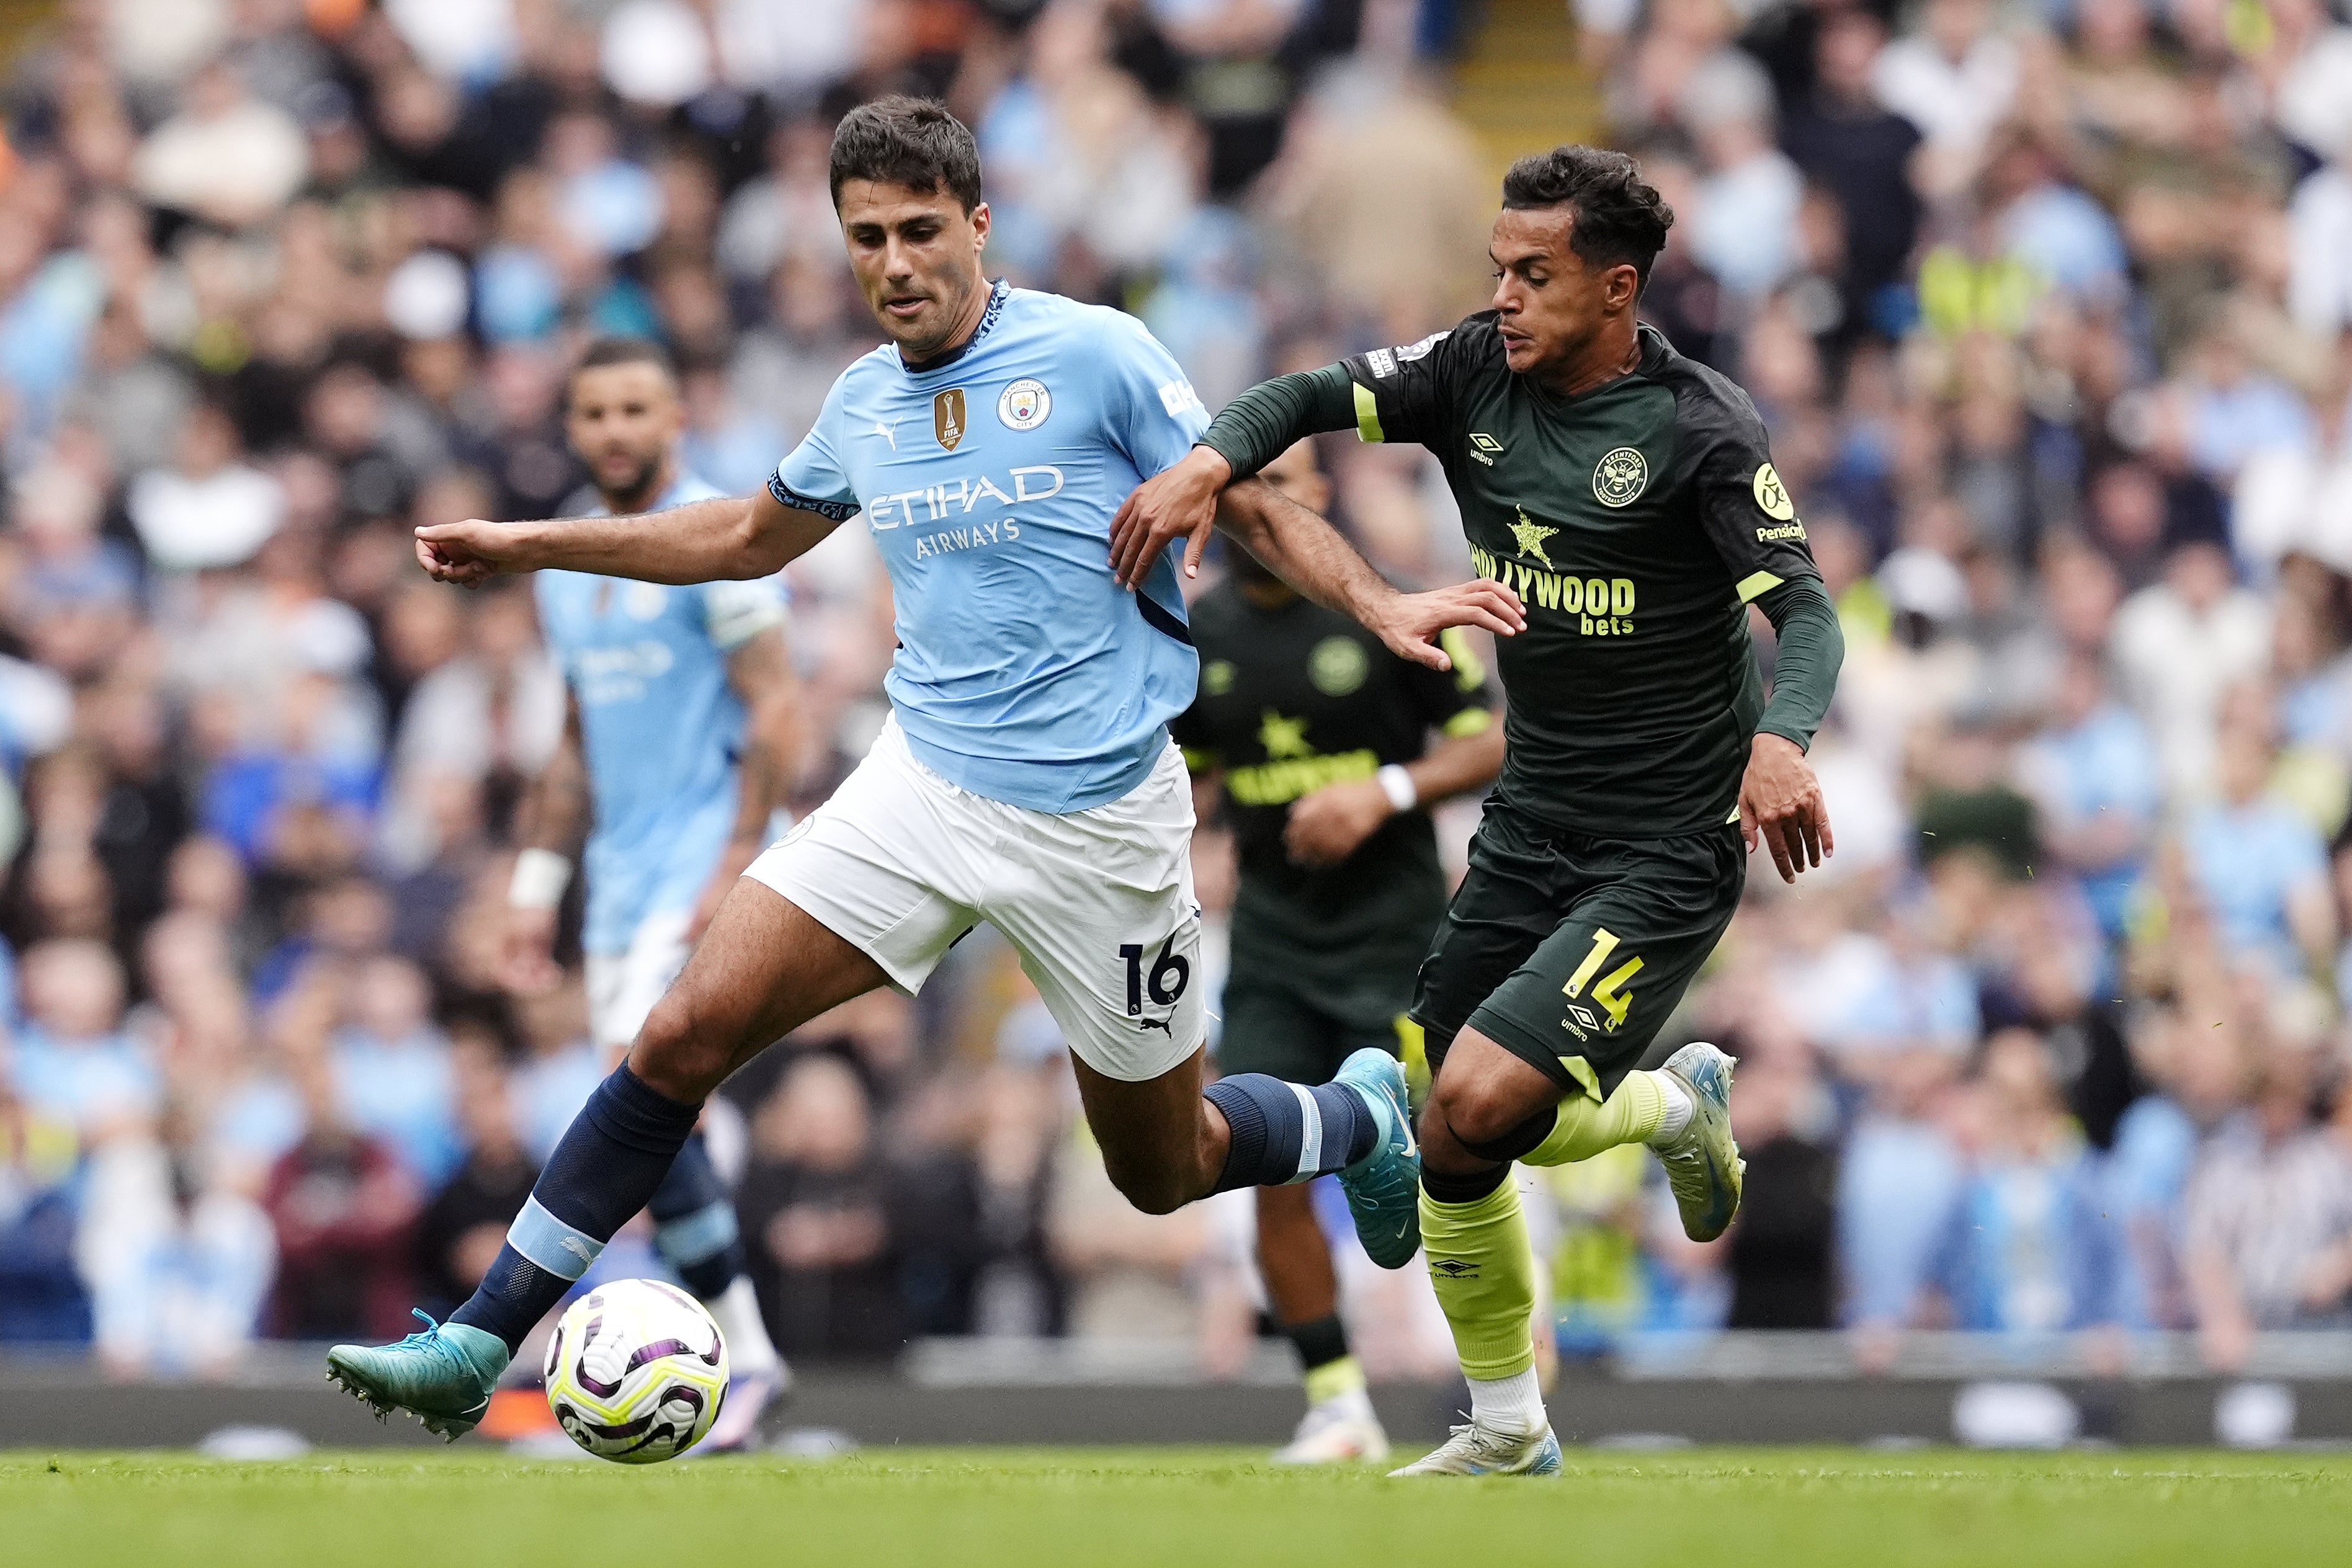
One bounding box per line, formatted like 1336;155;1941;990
7;1448;2351;1568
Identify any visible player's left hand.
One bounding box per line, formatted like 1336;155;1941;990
1110;447;1229;587
688;837;764;942
1740;732;1834;884
1364;581;1524;671
1284;778;1392;866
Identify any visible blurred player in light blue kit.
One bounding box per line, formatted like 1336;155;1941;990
330;97;1519;1441
503;338;799;1448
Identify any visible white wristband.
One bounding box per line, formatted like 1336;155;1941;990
1377;764;1418;815
509;849;574;910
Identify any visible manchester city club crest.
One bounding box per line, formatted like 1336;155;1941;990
998;378;1051;430
1593;447;1648;508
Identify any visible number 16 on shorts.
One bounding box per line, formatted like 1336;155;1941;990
1120;936;1191;1022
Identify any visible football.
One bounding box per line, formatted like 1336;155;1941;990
542;1278;730;1463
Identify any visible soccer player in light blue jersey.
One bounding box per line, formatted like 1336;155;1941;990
495;338;797;1447
328;97;1524;1440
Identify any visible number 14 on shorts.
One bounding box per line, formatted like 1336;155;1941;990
1120;937;1191;1023
1563;927;1643;1036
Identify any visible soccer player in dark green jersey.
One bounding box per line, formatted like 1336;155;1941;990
1174;439;1506;1464
1111;145;1843;1476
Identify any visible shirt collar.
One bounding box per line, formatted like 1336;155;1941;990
897;278;1009;376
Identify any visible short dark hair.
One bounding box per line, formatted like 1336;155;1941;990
568;336;674;403
1501;146;1675;293
828;96;983;213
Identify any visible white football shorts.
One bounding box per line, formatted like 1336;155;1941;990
748;716;1204;1082
584;908;694;1054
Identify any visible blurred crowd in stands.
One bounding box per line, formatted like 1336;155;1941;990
0;0;2350;1382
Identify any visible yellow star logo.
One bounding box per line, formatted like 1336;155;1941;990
1258;710;1312;760
1509;506;1557;569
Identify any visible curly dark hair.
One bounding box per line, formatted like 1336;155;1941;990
828;96;983;213
1500;145;1675;293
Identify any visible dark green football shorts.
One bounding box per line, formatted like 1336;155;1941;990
1215;960;1411;1085
1410;796;1745;1100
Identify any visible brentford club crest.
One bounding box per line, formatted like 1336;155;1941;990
998;378;1051;430
1593;446;1649;508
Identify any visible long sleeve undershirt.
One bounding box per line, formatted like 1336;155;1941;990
1749;577;1843;754
1198;365;1358;479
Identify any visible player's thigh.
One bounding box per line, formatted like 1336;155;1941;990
586;909;695;1057
642;732;981;1098
1465;826;1745;1104
988;743;1205;1087
1408;800;1569;1082
744;718;986;999
630;878;890;1098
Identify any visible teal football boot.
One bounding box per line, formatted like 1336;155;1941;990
326;1312;510;1441
1653;1041;1745;1242
1333;1048;1423;1270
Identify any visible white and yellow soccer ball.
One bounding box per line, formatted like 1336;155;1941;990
543;1278;730;1463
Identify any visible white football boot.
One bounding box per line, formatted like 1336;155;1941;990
1272;1390;1390;1465
1387;1420;1563;1477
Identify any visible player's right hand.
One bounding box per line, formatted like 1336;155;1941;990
1366;579;1525;670
416;518;524;587
1110;447;1229;587
501;906;563;996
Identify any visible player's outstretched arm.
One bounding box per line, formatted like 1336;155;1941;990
416;486;843;588
1215;479;1524;671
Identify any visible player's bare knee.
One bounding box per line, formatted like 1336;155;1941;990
628;995;733;1103
1429;1066;1533;1154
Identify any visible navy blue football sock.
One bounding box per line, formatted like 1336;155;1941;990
1203;1074;1379;1193
453;1064;702;1354
648;1131;749;1301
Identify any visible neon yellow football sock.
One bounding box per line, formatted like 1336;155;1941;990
1420;1178;1537;1381
1521;1070;1666;1167
1303;1353;1367;1407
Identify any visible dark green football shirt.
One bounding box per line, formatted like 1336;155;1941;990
1171;583;1496;974
1325;317;1828;837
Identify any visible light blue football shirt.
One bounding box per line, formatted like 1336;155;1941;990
535;472;789;954
771;282;1209;813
